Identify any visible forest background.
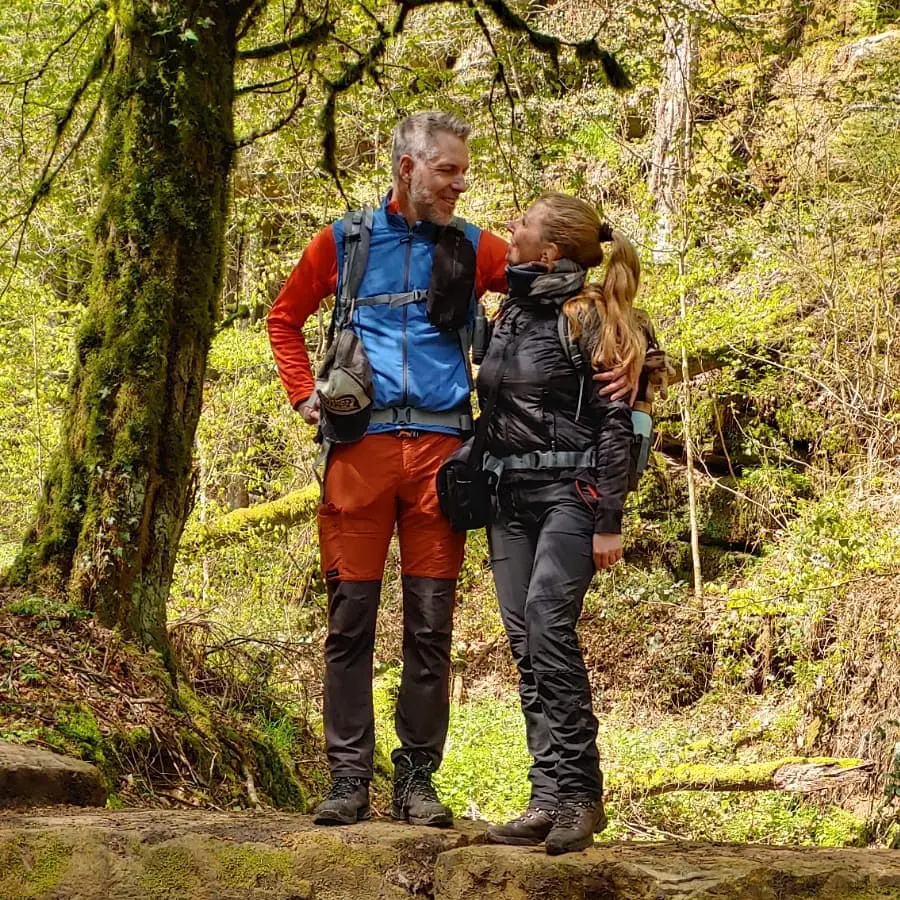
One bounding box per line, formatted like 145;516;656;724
0;0;898;848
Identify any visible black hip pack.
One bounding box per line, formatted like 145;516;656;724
435;438;498;533
436;321;531;532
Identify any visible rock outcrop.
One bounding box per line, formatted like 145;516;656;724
0;743;107;809
1;810;899;899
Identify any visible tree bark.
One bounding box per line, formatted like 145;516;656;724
648;11;698;261
8;0;249;656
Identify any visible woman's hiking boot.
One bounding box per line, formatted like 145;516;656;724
391;750;453;827
544;797;607;855
486;807;556;845
313;776;371;825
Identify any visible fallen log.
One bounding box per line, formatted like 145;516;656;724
614;757;874;799
180;483;319;553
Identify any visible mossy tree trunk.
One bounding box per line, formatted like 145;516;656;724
8;0;251;655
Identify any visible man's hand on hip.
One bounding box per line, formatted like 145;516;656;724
296;394;321;425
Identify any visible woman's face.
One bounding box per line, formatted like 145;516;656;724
506;202;554;266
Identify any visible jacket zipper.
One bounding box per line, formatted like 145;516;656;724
401;233;412;404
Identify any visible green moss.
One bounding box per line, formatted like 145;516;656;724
214;844;292;888
248;735;307;811
139;845;202;898
5;594;88;619
56;703;106;765
0;835;73;898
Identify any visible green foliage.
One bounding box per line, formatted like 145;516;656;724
713;490;900;689
634;790;868;846
434;699;532;821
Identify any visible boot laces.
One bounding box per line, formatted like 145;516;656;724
402;760;440;803
556;798;597;829
518;807;554;824
328;776;366;800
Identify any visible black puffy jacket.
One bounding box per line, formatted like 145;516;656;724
476;261;633;534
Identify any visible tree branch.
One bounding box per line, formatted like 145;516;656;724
0;2;106;89
479;0;631;89
616;758;874;799
0;29;112;296
237;17;334;60
179;484;320;553
233;86;309;149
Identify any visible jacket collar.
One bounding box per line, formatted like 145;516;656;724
506;259;586;307
383;190;444;241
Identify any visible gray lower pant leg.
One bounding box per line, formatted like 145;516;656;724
392;575;456;770
489;519;558;809
322;579;381;778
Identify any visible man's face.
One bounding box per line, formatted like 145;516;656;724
403;132;469;226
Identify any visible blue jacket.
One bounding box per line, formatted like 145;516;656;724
333;194;485;435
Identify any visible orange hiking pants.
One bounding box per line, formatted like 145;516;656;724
317;432;466;581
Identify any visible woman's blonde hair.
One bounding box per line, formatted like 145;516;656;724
535;192;646;387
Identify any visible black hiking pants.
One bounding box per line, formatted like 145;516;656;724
488;479;603;807
322;575;455;778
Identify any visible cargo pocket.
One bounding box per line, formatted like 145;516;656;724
317;502;342;582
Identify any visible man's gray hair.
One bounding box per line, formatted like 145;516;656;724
391;111;471;177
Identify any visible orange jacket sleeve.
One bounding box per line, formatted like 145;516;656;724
475;230;508;297
267;225;338;408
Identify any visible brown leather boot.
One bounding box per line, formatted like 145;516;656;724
486;807;556;845
544;797;607;855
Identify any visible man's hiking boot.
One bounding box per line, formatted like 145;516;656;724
313;776;371;826
544;797;607;855
486;806;556;845
391;751;453;827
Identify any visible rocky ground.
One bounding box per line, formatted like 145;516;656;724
2;808;900;899
3;744;900;899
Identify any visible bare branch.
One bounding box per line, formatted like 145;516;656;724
233;86;309;149
0;2;106;89
237;17;333;60
1;65;109;298
235;73;301;96
0;27;113;297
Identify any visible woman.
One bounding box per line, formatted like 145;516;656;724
480;192;646;855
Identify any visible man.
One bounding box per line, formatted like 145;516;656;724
268;111;508;827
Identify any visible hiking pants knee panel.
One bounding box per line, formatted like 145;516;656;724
323;579;382;777
318;433;465;582
393;575;456;769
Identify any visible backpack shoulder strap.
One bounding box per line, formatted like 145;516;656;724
558;310;588;421
336;206;374;325
329;207;374;348
557;311;585;370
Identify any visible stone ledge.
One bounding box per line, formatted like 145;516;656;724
0;742;107;809
1;811;899;899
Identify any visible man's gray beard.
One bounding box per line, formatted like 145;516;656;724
410;182;452;226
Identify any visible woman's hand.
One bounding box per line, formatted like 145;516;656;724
593;533;623;570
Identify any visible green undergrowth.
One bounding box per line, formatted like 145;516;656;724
370;680;868;845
